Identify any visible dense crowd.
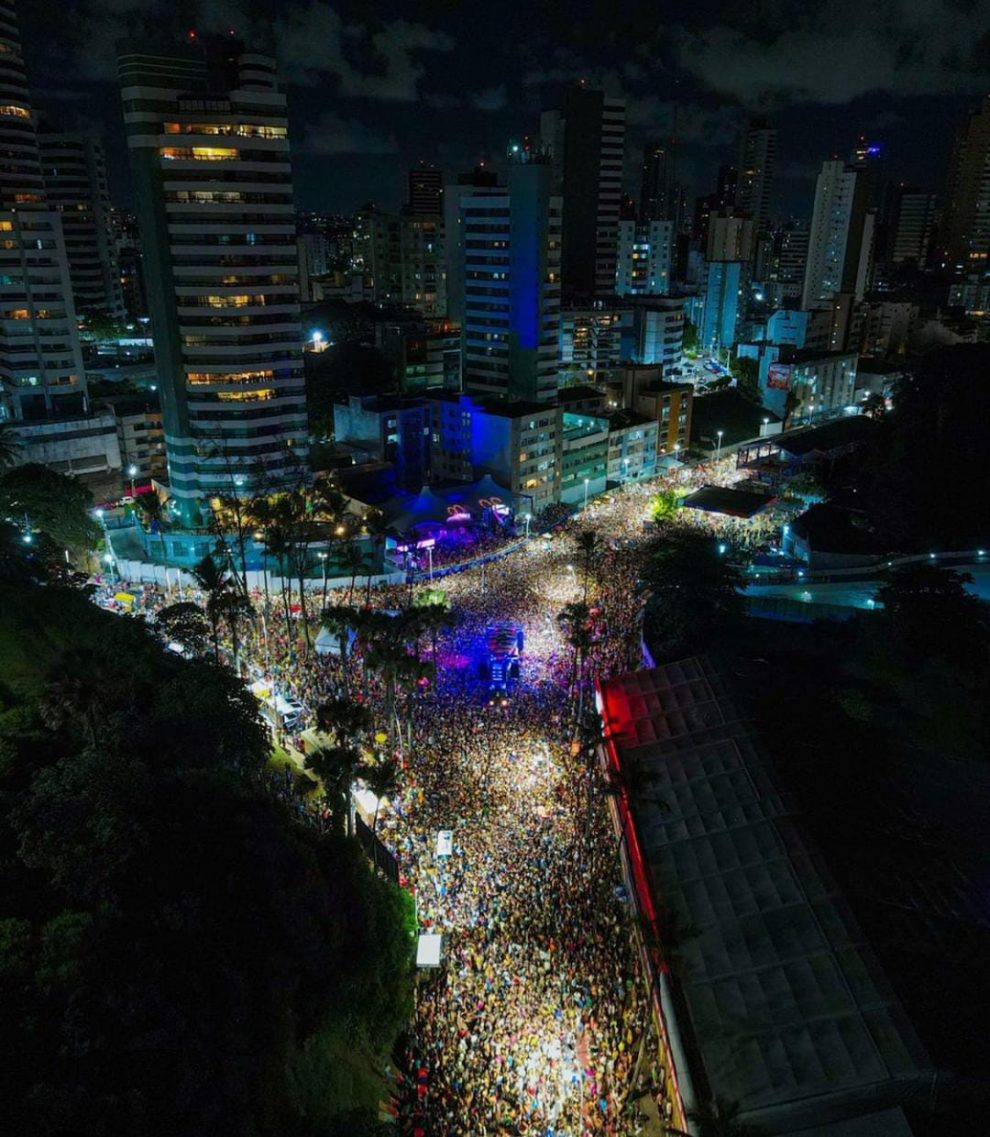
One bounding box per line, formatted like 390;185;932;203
94;459;768;1135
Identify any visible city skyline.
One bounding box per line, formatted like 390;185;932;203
18;0;990;216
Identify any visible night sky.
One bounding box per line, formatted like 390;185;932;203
20;0;990;217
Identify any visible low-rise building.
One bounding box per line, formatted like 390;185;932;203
16;411;121;495
111;398;166;485
758;349;858;421
375;319;461;393
429;393;562;512
631;297;685;374
560;411;609;505
334;394;431;489
606;411;658;483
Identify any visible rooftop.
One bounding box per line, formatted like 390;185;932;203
681;484;775;518
598;659;930;1133
776;416;875;457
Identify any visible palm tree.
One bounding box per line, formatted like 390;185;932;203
0;421;22;469
40;647;127;749
135;490;171;592
304;743;363;836
191;551;232;663
321;603;359;692
413;587;453;663
573;528;601;600
316;695;371;748
557;599;594;721
337;541;369;605
360;753;401;834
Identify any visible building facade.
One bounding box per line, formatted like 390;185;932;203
542;87;625;299
375;318;461;393
430;393;562;512
700;260;746;353
615;219;673;296
736;120;776;232
632;298;685;373
940;95;990;270
0;0;122;484
802;161;872;309
118;37;308;525
453;152;561;404
39;133;124;319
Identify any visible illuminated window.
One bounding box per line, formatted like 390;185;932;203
0;104;29;118
2;308;29;319
198;294;259;308
163;122;287;139
187;369;274;385
160;146;239;160
216;388;275;401
0;221;12;231
14;194;42;203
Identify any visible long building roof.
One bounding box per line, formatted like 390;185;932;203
598;658;931;1134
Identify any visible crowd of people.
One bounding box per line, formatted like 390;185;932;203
92;457;778;1135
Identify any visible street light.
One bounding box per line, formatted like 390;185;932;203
128;463;138;497
318;551;329;610
716;430;724;460
583;476;590;510
523;512;531;539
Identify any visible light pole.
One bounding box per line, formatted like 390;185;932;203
427;543;434;581
318;551;328;611
103;551;116;584
583;477;589;510
716;429;723;460
523;512;531;539
128;464;138;497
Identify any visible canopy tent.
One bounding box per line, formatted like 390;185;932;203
381;475;517;535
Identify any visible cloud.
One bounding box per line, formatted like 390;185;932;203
675;1;990;107
274;5;453;100
50;1;454;103
300;110;397;156
471;85;508;111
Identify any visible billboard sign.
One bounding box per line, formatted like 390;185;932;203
766;363;793;391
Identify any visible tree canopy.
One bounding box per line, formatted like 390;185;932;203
0;582;414;1136
863;344;990;550
0;463;100;558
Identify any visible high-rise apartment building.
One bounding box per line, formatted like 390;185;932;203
615;219;673;296
408;161;442;216
640;138;671;223
737;120;776;231
707;212;755;262
118;36;308;525
39;134;124;319
451;148;561;404
541;87;625;299
887;186;936;267
0;0;120;486
768;221;809;304
366;208;445;316
700;261;746;353
940;95;990;270
802;160;872;309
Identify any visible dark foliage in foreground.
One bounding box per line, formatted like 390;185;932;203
0;584;413;1137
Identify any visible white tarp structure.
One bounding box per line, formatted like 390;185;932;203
416;933;443;969
435;830;453;857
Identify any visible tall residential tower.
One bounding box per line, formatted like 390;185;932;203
118;35;308;525
541;87;625;299
0;0;121;484
940;96;990;270
40;134;125;319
